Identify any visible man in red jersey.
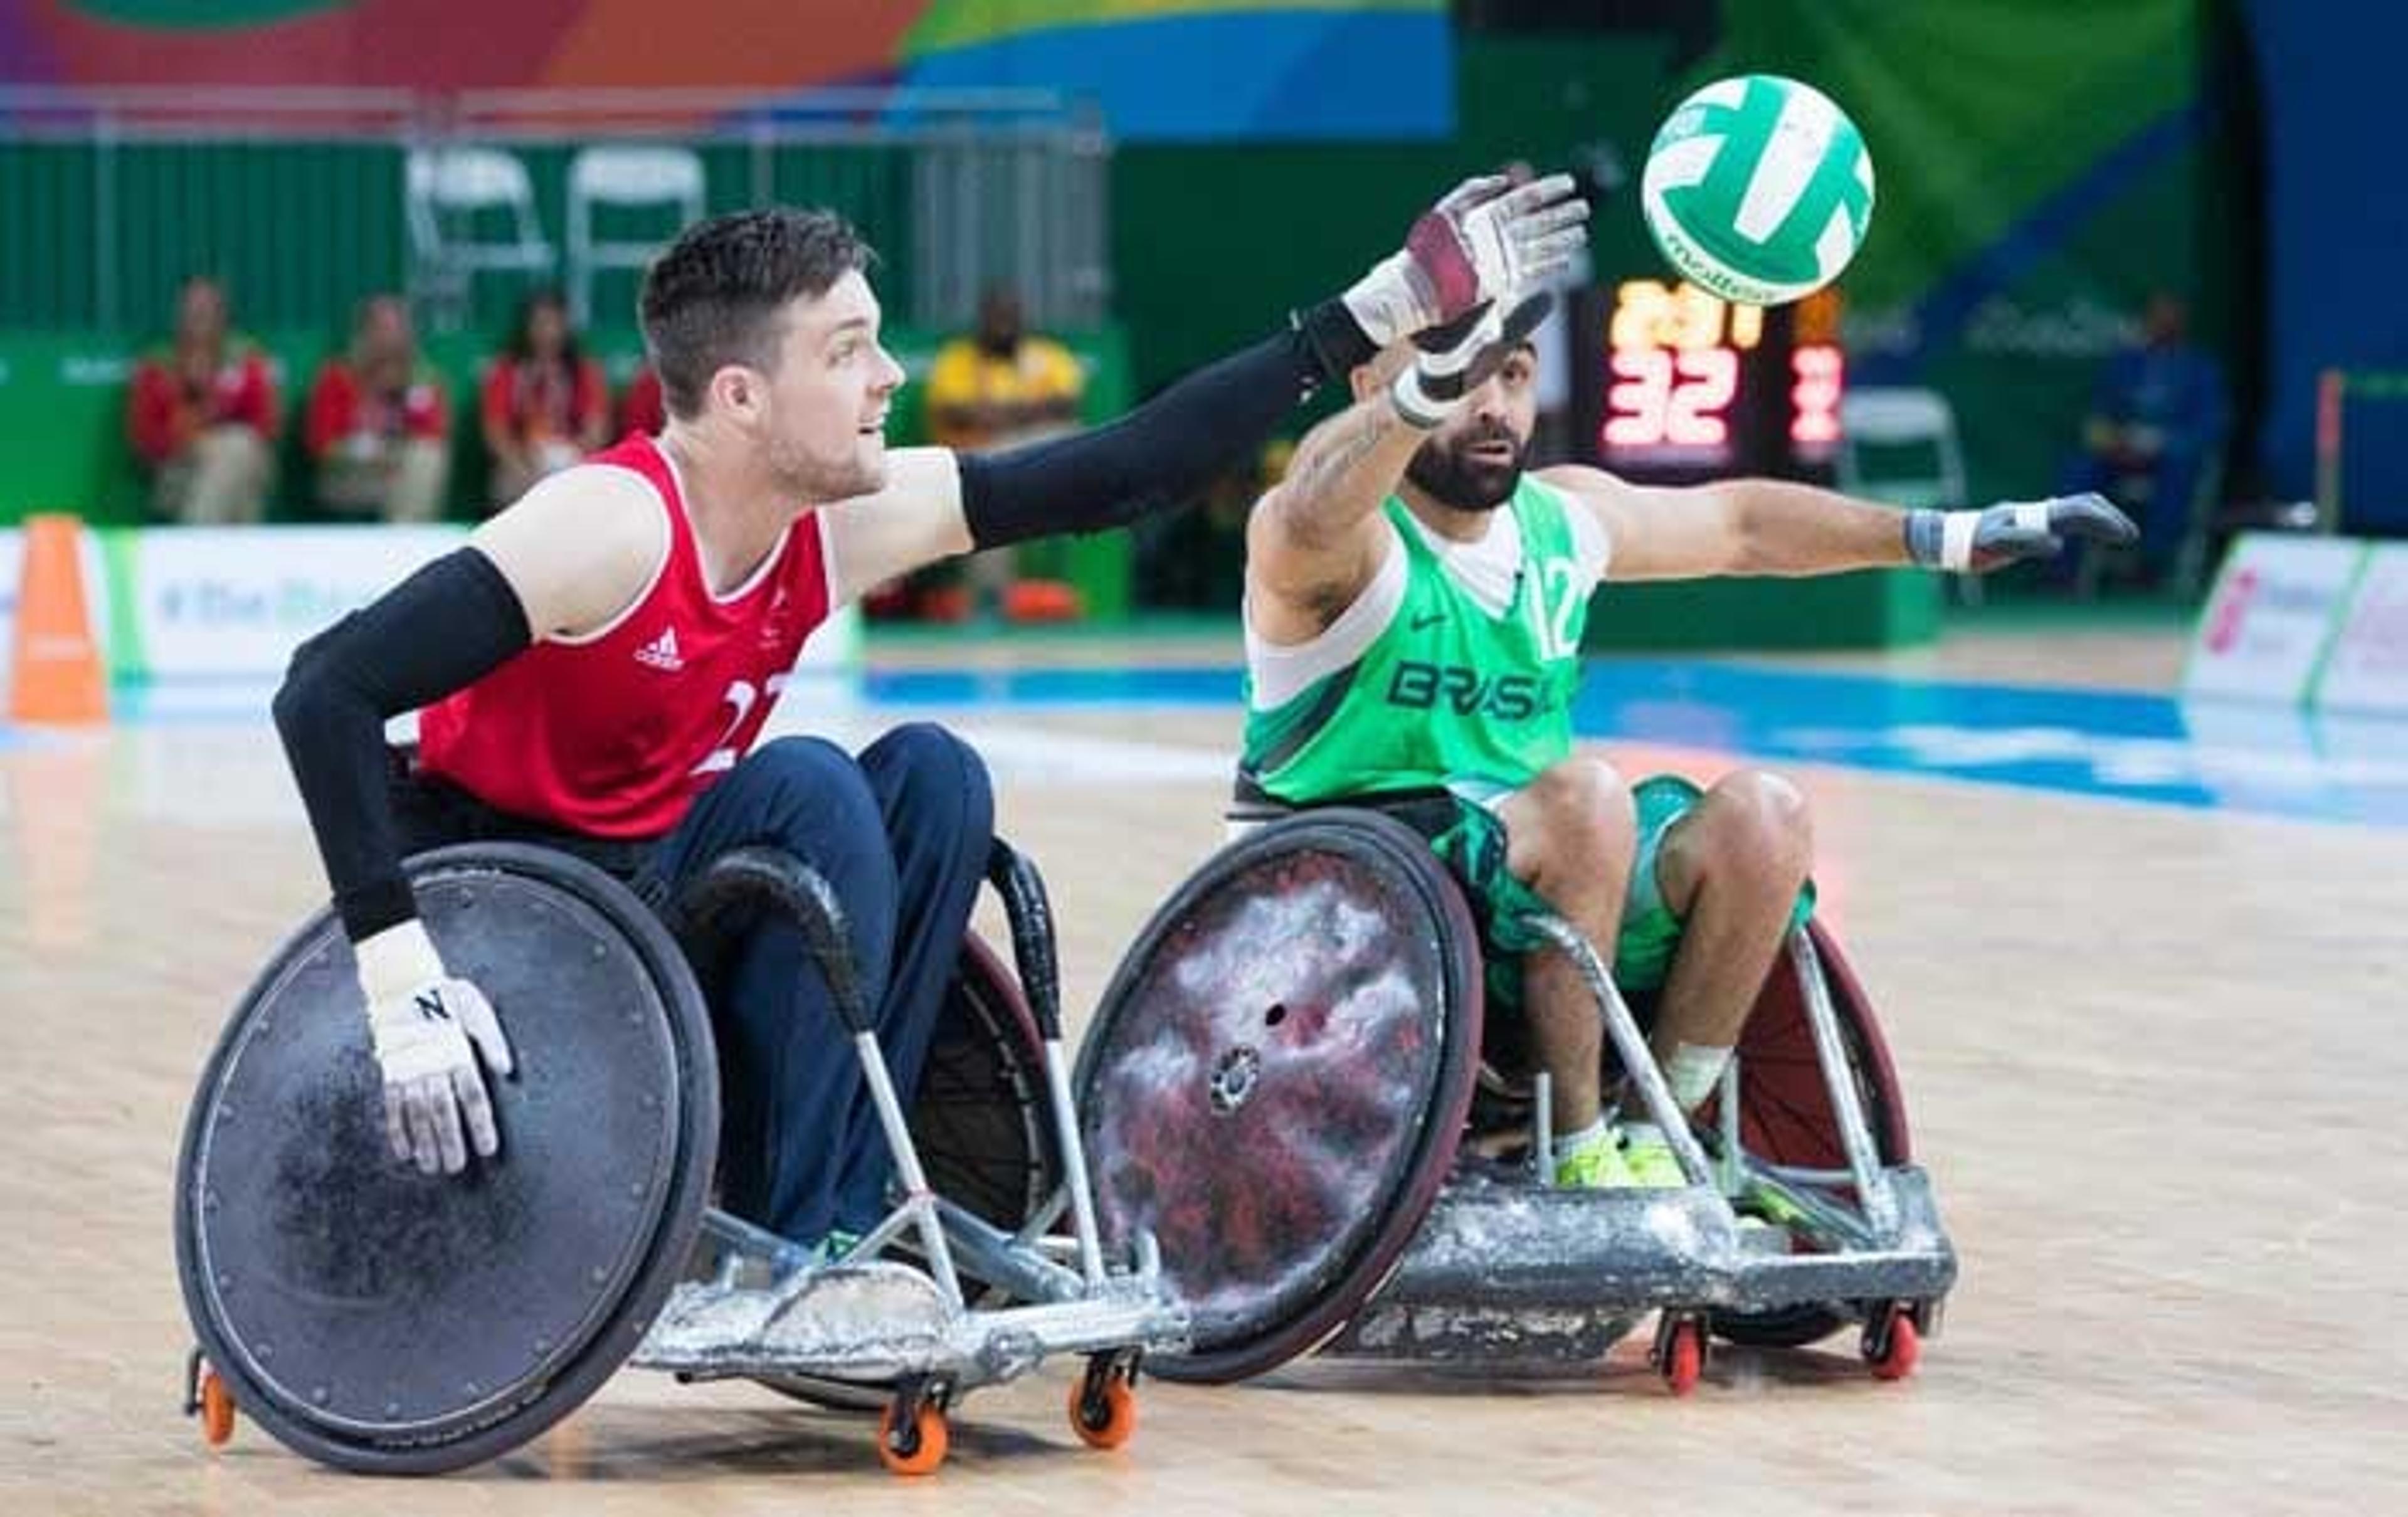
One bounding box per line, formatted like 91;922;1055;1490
272;181;1588;1255
125;275;279;524
304;295;453;522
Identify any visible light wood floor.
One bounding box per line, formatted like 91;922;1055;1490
5;630;2402;1516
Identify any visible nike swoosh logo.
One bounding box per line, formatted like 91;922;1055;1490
1410;611;1447;631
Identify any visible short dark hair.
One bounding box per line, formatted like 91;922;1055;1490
638;208;876;420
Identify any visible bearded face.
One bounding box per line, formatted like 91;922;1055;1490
1403;412;1532;512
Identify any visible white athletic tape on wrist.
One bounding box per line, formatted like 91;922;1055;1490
1665;1044;1734;1112
356;918;444;1008
1389;370;1453;430
1941;510;1979;573
1342;253;1422;349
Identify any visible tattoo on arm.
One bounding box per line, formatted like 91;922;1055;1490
1274;401;1417;547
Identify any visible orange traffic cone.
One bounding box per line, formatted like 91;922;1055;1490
9;513;108;724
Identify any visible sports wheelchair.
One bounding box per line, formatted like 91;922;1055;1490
175;840;1184;1477
1069;807;1956;1393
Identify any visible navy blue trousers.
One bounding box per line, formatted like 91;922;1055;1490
642;724;995;1245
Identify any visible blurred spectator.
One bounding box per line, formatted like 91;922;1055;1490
2071;292;2229;584
305;295;451;523
924;285;1085;450
914;284;1087;619
481;288;610;508
125;275;278;524
620;361;667;436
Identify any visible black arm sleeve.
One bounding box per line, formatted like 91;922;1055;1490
959;297;1378;550
270;549;533;942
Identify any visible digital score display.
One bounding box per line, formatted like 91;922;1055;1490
1568;280;1846;485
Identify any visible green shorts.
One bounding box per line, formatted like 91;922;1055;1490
1405;773;1814;1019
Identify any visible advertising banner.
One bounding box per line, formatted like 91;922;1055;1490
2182;532;2366;704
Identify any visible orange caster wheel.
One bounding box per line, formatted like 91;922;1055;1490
1070;1374;1138;1451
877;1399;949;1477
184;1350;236;1448
198;1366;236;1446
1867;1311;1921;1382
1656;1316;1706;1397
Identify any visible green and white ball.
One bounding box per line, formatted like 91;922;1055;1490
1641;73;1875;306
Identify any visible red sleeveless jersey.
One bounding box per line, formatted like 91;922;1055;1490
417;434;835;838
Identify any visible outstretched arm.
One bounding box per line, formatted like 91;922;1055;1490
1541;466;2135;581
824;174;1589;595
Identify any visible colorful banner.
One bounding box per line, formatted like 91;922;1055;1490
2;1;1450;140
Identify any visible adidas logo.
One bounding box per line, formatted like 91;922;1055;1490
633;626;684;672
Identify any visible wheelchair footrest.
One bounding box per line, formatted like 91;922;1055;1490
1355;1165;1957;1319
632;1262;1189;1389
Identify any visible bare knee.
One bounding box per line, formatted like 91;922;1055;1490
1674;771;1813;892
1507;757;1637;891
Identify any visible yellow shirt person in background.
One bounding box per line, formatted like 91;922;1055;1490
924;285;1085;452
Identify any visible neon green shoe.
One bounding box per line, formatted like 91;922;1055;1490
1618;1133;1689;1190
1741;1184;1813;1229
1551;1128;1639;1189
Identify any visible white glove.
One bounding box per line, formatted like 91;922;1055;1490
356;919;515;1175
1390;291;1556;430
1344;172;1589;347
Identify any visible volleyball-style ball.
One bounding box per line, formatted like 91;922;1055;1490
1640;74;1875;306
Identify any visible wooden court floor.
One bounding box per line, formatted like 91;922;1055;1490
4;630;2403;1516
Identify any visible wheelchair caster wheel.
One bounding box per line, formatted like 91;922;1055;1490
199;1369;236;1446
182;1349;235;1448
1865;1309;1921;1382
1070;1362;1139;1451
1655;1316;1706;1397
878;1399;950;1477
197;1366;236;1447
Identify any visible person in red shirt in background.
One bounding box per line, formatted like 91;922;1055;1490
305;294;452;522
125;275;279;524
618;361;666;437
480;288;610;510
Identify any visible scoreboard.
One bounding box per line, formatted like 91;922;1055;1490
1566;279;1846;485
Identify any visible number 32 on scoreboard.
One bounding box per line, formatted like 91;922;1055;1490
1603;346;1738;448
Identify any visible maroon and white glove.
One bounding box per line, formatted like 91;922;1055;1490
1342;172;1588;347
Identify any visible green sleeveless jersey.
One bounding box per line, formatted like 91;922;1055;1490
1242;475;1595;803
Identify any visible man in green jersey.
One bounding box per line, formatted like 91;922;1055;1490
1237;290;2135;1188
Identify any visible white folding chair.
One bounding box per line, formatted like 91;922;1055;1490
405;145;556;326
566;146;705;327
1839;386;1978;603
